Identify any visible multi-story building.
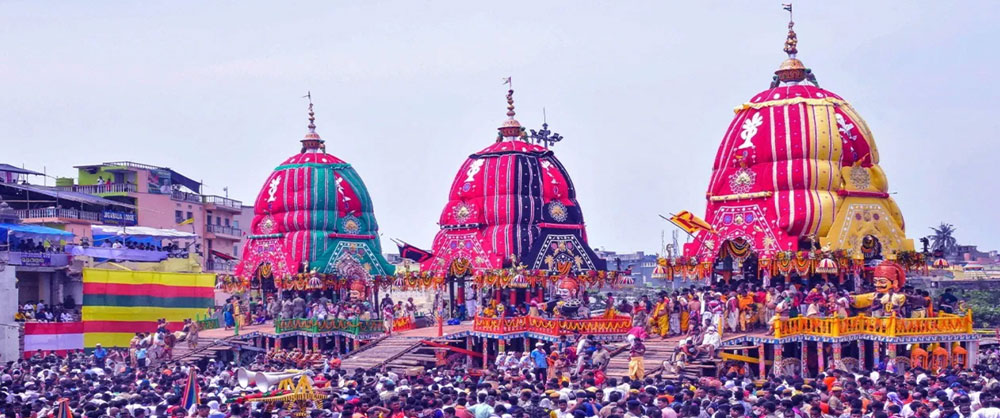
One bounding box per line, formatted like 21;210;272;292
594;250;660;286
64;161;245;273
1;164;137;309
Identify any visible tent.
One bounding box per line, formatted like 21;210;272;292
0;223;74;243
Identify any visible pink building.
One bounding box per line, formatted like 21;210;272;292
67;161;245;273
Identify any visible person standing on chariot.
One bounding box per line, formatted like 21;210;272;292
651;293;670;338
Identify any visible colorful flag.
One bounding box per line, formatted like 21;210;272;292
178;217;195;226
56;398;73;418
664;211;716;235
181;370;200;409
395;240;433;263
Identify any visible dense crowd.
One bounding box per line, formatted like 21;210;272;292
5;331;1000;418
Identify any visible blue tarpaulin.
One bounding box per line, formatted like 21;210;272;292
0;223;74;242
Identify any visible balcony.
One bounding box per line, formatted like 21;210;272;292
15;208;101;223
202;195;242;212
205;259;235;272
171;190;202;203
1;251;70;268
206;224;242;238
64;183;137;195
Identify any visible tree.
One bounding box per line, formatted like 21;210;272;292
928;223;958;257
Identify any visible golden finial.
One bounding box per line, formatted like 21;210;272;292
497;77;523;140
300;91;324;152
774;3;807;84
782;3;797;57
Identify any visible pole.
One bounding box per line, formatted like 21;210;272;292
858;340;866;369
482;337;488;369
758;344;766;377
773;343;783;377
817;342;825;372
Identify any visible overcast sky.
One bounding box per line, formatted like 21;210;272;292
3;1;999;254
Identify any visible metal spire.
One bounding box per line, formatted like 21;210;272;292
300;91;324;152
497;77;524;140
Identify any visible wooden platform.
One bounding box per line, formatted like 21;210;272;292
604;329;770;379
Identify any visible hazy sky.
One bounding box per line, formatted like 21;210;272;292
4;1;999;254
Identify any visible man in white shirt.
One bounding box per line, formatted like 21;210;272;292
495;353;509;372
972;400;1000;418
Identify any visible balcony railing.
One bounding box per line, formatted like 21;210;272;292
171;190;202;203
205;259;235;272
102;161;162;171
64;183;136;194
1;251;70;267
773;312;974;339
15;208;101;222
202;195;242;210
206;224;242;237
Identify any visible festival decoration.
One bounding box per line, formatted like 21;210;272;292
682;11;914;264
851;261;906;313
234;96;395;289
216;274;251;293
274;318;387;336
933;258;950;269
472;315;632;337
773;311;974;340
419;83;608;280
234;376;325;418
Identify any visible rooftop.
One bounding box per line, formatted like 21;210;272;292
75;161;201;193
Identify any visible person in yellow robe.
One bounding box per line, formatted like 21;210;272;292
737;291;756;332
650;294;670;337
627;334;646;380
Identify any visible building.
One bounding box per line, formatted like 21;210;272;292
595;250;659;286
64;161;245;273
0;166;137;311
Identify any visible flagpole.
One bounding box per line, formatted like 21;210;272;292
658;214;696;238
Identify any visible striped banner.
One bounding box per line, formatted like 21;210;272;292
82;268;215;348
23;322;84;358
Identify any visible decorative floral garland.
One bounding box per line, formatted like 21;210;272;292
472;315;631;336
466;269;632;290
216;274;252;293
274;318;386;334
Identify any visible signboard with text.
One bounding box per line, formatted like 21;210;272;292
101;210;137;226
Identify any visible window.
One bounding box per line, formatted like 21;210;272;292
186;212;193;222
175;210;183;224
233;220;240;229
206;215;212;226
216;217;221;226
233;244;239;257
224;218;230;227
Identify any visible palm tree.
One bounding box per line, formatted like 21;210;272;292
928;223;958;257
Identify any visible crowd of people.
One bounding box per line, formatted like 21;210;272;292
10;238;66;254
14;299;80;323
211;293;423;334
6;327;1000;418
468;274;969;340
